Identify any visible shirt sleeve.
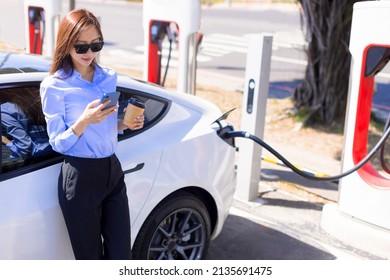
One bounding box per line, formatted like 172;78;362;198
40;78;80;154
1;104;32;159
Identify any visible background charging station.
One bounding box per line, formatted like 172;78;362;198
143;0;201;94
235;34;273;202
321;1;390;258
23;0;61;56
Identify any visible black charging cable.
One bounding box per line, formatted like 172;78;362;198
224;124;390;181
161;25;173;87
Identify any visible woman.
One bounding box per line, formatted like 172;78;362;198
40;8;144;260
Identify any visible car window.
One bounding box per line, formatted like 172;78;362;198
0;86;60;175
116;87;170;140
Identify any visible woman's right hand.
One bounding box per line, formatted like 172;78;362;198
71;99;118;137
82;99;117;124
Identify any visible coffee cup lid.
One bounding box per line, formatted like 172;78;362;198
128;98;145;108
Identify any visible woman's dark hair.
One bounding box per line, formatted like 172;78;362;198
50;8;103;77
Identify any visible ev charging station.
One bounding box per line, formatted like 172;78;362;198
143;0;201;94
23;0;61;56
321;1;390;258
235;35;273;202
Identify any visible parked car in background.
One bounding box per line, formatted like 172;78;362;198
0;51;237;260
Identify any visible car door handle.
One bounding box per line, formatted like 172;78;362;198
124;163;144;174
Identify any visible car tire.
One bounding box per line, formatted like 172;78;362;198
132;191;211;260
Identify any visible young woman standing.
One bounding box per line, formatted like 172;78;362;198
40;8;143;260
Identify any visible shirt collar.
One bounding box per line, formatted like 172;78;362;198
54;63;104;83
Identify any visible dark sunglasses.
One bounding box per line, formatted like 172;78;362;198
74;41;104;54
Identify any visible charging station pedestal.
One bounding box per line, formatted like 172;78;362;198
235;34;273;202
321;1;390;258
23;0;61;56
143;0;201;94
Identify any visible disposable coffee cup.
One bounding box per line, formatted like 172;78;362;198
124;98;145;127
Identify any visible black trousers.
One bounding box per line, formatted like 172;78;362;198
58;154;131;260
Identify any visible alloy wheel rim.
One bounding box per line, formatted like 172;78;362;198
147;208;206;260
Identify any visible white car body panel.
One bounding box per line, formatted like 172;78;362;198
0;164;73;259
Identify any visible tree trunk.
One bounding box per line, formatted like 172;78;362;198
294;0;368;125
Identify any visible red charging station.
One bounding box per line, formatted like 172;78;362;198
143;0;201;94
24;0;61;56
147;20;179;85
321;1;390;259
27;6;45;54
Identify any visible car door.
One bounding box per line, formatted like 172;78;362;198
0;84;73;259
115;86;170;232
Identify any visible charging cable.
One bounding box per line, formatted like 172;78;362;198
161;25;173;87
224;125;390;181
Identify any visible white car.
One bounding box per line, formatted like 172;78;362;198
0;52;236;260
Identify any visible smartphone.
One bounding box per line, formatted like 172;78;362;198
101;91;120;110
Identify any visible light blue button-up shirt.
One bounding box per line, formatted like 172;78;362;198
40;64;118;158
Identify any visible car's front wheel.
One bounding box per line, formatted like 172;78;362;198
132;191;211;260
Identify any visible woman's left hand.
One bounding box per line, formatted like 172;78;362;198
118;114;145;131
128;114;145;130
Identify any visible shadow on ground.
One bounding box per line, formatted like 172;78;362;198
207;214;335;260
261;168;338;193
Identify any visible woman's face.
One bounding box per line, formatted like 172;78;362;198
69;24;101;72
